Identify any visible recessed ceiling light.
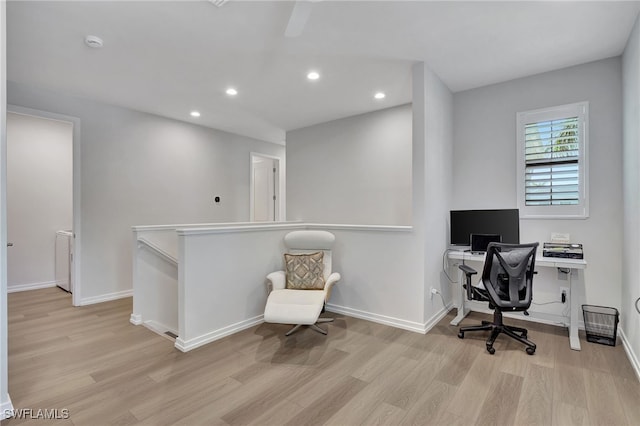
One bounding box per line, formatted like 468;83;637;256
226;88;238;96
190;111;201;118
307;71;320;80
84;35;104;49
374;92;386;100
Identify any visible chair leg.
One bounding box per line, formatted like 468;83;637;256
507;325;528;336
460;324;493;333
285;324;303;336
283;316;334;336
309;324;327;335
459;310;536;355
502;326;536;353
486;327;500;352
458;321;493;339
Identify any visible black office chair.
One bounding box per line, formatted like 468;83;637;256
457;242;539;355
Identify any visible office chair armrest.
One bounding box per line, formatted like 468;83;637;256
324;272;341;302
266;271;286;292
458;264;477;300
458;264;477;276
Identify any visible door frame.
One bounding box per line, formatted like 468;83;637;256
8;105;82;306
249;152;284;222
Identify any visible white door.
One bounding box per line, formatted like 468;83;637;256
251;155;278;222
55;231;72;292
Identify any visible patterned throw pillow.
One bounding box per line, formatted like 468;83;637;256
284;252;325;290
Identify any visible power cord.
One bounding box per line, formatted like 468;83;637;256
430;287;447;306
531;296;571;318
562;304;570;318
531;300;562;306
442;248;457;283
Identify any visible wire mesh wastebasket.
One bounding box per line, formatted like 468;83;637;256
582;305;619;346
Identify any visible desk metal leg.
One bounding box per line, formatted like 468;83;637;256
450;266;469;326
569;268;581;351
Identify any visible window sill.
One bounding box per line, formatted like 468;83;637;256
520;214;589;220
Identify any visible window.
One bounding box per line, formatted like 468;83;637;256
517;102;589;219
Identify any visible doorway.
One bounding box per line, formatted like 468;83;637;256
6;106;80;305
250;153;280;222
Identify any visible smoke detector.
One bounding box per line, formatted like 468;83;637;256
84;35;104;49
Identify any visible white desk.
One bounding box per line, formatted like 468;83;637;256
447;250;587;351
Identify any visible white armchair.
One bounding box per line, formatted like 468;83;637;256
264;230;341;336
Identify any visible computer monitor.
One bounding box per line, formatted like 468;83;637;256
450;209;520;246
471;233;502;253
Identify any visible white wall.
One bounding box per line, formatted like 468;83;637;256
131;222;273;336
286;104;412;226
453;57;623;312
622;14;640;376
0;0;12;418
178;226;287;350
326;226;425;329
272;64;453;334
171;223;433;352
7;81;285;303
414;63;454;323
6;112;72;290
282;66;453;330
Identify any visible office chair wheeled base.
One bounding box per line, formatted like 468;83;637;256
285;317;334;336
458;312;536;355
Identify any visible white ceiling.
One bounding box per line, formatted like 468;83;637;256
7;1;640;144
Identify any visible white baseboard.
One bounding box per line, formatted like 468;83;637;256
143;320;178;337
7;281;57;293
173;303;453;353
424;302;454;334
326;303;434;334
619;328;640;383
79;289;132;306
129;313;143;325
1;395;14;420
175;315;263;352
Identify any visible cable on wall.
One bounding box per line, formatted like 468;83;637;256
442;248;457;283
531;300;562;306
635;297;640;314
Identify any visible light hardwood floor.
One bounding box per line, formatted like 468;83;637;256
2;287;639;425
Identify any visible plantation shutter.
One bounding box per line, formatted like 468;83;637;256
524;116;579;206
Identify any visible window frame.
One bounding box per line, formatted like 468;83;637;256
516;102;589;219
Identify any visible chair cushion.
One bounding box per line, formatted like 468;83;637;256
263;290;325;324
284;252;325;290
